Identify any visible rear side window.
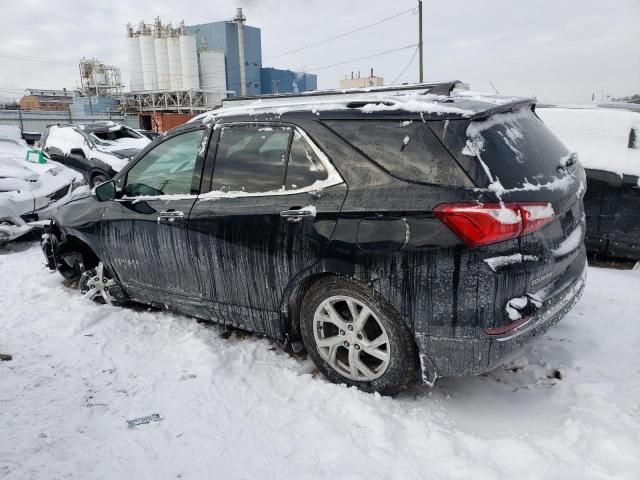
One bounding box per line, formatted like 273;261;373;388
212;126;290;193
323;120;471;186
210;125;330;193
463;109;571;189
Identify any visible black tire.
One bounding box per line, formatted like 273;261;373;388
300;276;418;396
90;173;109;188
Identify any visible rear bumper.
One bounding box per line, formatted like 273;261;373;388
416;255;587;380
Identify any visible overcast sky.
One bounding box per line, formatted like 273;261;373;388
0;0;638;103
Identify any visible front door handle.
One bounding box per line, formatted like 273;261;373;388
157;210;184;224
280;207;316;222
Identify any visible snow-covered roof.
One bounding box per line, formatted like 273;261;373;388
191;82;534;124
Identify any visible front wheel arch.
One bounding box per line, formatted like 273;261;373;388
46;231;100;282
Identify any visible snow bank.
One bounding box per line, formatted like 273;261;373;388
1;245;639;479
538;107;640;177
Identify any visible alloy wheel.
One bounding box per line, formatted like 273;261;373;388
80;262;118;305
313;295;391;381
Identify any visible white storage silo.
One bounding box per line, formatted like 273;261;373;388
179;33;199;90
167;36;183;90
126;31;144;91
139;33;158;90
155;36;170;90
199;50;227;106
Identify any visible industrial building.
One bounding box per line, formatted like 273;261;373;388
340;69;384;89
261;67;318;94
124;8;317;115
19;89;74;111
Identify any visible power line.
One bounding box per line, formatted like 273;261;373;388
263;6;416;63
0;51;77;67
391;46;419;85
305;44;418;73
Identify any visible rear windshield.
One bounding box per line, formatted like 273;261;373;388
323;120;472;187
464;109;572;189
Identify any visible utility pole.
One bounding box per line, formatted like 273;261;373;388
418;0;424;83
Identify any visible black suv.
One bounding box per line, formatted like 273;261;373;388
42;82;587;395
41;122;150;187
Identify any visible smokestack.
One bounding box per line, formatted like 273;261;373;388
234;7;247;96
370;68;373;78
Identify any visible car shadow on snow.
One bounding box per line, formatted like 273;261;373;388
0;232;42;255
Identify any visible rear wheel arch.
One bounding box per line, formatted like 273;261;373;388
280;259;393;343
298;274;420;395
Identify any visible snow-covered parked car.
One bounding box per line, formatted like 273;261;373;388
41;122;150;187
538;107;640;260
0;125;84;243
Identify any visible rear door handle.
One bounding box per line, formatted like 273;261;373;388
280;207;316;222
157;210;184;224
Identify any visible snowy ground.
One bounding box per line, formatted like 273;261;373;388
538;107;640;177
1;242;639;479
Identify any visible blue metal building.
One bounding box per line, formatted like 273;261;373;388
260;68;318;95
69;96;120;116
186;18;317;97
186;21;262;96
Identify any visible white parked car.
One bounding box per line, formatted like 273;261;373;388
41;122;151;187
0;125;85;243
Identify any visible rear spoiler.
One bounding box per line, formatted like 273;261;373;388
470;99;536;121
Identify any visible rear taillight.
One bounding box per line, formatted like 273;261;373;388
434;202;554;247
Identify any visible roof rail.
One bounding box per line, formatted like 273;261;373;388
221;81;468;108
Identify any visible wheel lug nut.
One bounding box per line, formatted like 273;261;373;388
340;330;345;335
347;325;353;331
343;341;349;347
357;333;363;340
354;344;360;350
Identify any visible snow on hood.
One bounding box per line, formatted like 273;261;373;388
0;127;82;217
0;161;39;183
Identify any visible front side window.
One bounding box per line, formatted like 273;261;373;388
123;129;203;197
211;126;290;193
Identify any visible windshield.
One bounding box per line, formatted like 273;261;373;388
90;126;143;143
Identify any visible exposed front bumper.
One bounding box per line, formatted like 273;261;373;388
416;255;587;381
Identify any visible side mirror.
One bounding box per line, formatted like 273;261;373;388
94;180;116;202
69;148;86;158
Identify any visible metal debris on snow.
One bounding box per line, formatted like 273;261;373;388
127;413;163;428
